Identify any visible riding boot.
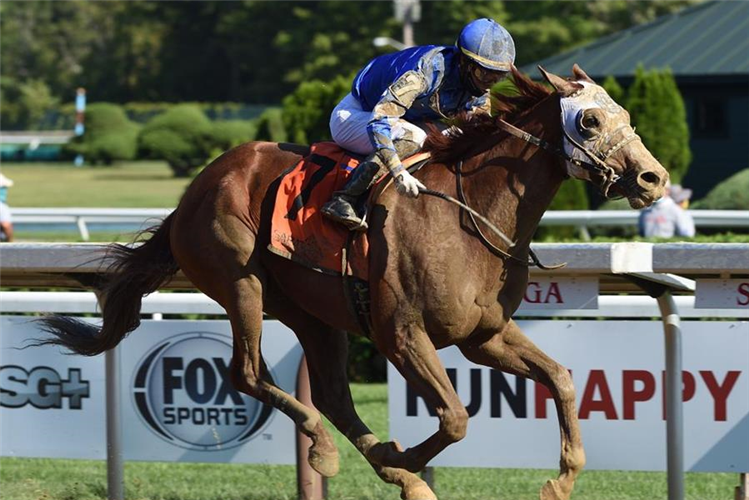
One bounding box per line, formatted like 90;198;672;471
321;155;384;231
322;139;421;231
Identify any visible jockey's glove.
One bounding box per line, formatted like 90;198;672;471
394;170;426;198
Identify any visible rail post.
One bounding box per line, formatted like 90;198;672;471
75;216;90;241
95;286;125;500
105;345;125;500
625;273;692;500
296;355;326;500
736;473;748;500
657;291;685;500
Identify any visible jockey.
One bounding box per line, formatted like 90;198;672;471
322;18;515;231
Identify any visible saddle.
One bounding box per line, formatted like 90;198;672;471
268;142;430;280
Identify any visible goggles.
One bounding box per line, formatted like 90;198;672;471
469;63;507;90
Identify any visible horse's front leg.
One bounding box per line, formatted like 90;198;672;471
370;322;469;473
267;295;436;500
298;328;437;500
459;320;585;500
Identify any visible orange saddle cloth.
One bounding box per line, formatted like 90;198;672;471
268;142;370;280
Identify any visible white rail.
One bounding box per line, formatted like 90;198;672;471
0;131;75;145
8;208;748;241
541;209;749;228
1;242;747;500
11;208;173;241
2;290;746;319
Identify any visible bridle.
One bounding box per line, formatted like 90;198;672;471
496;107;641;200
559;84;642;198
419;89;641;269
561;121;641;198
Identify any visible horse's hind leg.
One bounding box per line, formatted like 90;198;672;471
459;320;585;500
270;300;436;500
222;275;340;477
171;211;339;477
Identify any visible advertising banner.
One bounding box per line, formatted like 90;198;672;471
1;317;301;464
696;279;749;309
519;277;598;310
0;317;106;460
388;321;749;472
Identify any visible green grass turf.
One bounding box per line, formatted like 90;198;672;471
3;161;748;244
1;162;191;208
11;231;137;243
0;384;739;500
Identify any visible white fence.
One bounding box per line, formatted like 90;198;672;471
1;242;748;500
10;207;749;241
0;290;745;319
0;131;75;146
11;208;172;241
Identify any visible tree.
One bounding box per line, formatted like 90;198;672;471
0;1;702;106
505;3;603;65
601;75;625;105
418;1;509;46
271;2;393;88
282;75;352;144
654;69;691;183
2;2;110;100
0;77;59;130
626;65;691;183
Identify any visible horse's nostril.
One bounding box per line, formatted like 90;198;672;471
639;171;660;186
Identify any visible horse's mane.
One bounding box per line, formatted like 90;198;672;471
424;67;552;165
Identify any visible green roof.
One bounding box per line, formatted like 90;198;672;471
521;1;749;79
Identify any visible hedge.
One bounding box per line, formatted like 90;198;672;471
123;102;267;124
534;179;590;240
64;103;139;165
692;168;749;210
210;120;257;150
255;108;288;143
138;105;214;177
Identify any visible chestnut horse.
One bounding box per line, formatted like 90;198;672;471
40;66;667;500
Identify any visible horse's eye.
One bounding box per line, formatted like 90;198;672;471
582;114;599;129
576;109;603;138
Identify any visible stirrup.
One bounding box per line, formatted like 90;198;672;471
321;200;368;231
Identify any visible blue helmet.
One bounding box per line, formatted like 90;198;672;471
457;18;515;71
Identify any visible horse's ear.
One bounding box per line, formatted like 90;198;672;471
538;65;582;97
572;64;595;83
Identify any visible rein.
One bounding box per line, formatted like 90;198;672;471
416;97;640;270
419;161;564;270
495;118;631;198
418;116;618;269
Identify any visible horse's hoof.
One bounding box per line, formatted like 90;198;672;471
402;483;437;500
539;479;567;500
308;444;339;478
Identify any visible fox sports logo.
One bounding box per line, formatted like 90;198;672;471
133;332;272;451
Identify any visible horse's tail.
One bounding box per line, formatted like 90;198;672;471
37;214;179;356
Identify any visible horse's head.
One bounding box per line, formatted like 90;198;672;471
540;65;668;208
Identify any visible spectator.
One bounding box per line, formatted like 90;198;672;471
0;173;14;242
638;182;695;238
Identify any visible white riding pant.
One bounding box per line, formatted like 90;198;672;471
329;93;428;155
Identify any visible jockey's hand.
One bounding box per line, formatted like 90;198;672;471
394;170;426;198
